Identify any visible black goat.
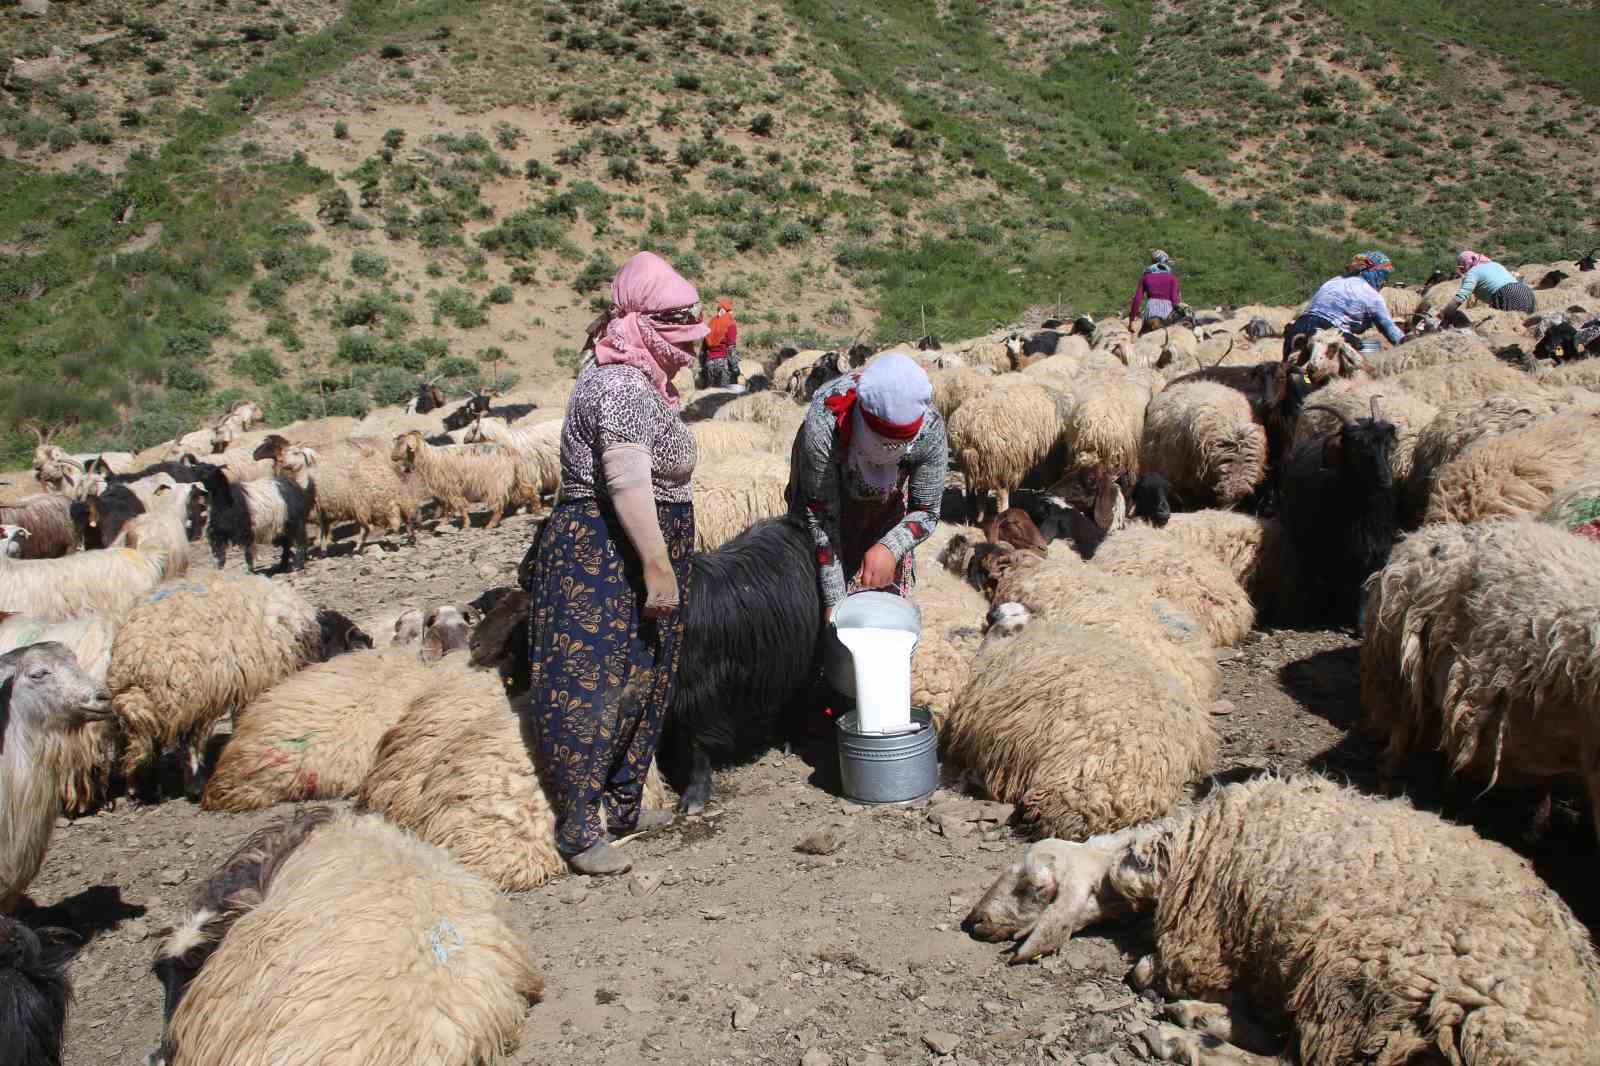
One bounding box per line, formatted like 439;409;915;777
72;484;145;549
202;469;315;573
1422;267;1450;289
801;351;845;399
314;608;374;658
413;380;446;414
916;335;941;351
441;391;492;432
744;373;771;393
1578;248;1597;272
106;458;220;487
1278;396;1398;625
1020;330;1064;359
1535;269;1570;290
1069;315;1095;337
845;343;874;368
1039;318;1063;331
150;807;335;1066
0;916;73;1066
1534;319;1600;363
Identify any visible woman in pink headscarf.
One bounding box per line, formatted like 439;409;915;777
523;251;706;876
1442;249;1535;314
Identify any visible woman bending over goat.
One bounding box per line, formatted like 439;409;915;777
786;353;947;617
521;251;703;877
1283;250;1406;360
1127;249;1182;335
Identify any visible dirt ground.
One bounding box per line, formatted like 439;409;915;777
22;505;1598;1066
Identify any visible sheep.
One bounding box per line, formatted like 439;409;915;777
1;642;115;912
960;338;1017;374
799;351;846;399
1384;360;1539;408
770;348;829;393
1279;396;1399;624
689;453;791;551
110;484;208;575
201;466;313;573
463;415;562;507
256;437;419;554
201;649;468;812
963;776;1600;1064
390;430;520;531
1291;379;1437;487
689;420;778;460
1130;509;1299;625
1088;525;1256;646
0;915;73;1066
1539;477;1600;539
910;525;991;729
361;670;672;889
942;623;1216;840
1382;284;1424;321
1542;356;1600;392
710;390;807;438
928;367;1003;421
158;811;542;1066
1362;519;1600;840
1424;409;1600;524
1139;379;1268;510
949;383;1071;523
0;533;175;623
149;806;338;1063
0;495;76;559
1405;391;1600;524
988;556;1221;704
108;573;324;801
982;507;1049;556
1366;329;1495;377
1057;368;1154;480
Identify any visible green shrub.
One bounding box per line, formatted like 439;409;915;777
334;119;349;140
166;365;212;394
486;284;513;304
129;403;187;450
673;71;702;91
336;331;381;363
317;188;353;225
430;287;489;329
369;366;417;406
509;264;536;285
231;347;284;385
46;126;78;152
749;111;774;136
349;248;389;278
382;128;406;150
572;254;616;294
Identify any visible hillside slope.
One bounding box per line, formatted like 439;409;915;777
1;0;1595;463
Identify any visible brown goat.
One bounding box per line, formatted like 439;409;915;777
983;508;1049;557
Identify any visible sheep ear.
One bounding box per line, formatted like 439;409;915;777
153;483;172;497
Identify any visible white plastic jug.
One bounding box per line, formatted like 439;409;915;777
834;626;918;734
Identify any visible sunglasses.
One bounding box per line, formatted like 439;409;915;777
645;303;704;326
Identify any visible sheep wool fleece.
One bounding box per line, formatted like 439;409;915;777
524;498;694;857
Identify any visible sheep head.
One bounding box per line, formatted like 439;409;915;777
1;524;30;556
982;601;1033;648
389;431;422;470
420;606;472;663
0;641;115;744
250;434;291;463
963;826;1167;962
1129;473;1171;527
391;608;426;647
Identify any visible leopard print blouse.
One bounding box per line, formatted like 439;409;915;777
560;364;697;504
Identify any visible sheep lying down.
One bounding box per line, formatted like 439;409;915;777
965;775;1600;1066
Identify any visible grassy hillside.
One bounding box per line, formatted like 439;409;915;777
1;0;1596;464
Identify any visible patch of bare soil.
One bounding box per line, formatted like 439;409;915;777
24;508;1598;1066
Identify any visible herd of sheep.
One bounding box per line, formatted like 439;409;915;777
1;254;1599;1064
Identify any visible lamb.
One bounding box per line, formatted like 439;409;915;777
0;495;76;559
689;453;790;551
1139;379;1267;509
949;382;1071;523
360;669;672;889
942;623;1216;840
255;436;418;554
157;811;542;1066
0;914;73;1066
1424;409;1600;524
1;642;115;912
1361;519;1600;841
1291;379;1437;487
982;508;1049;557
462;415;561;508
963;775;1600;1065
108;573;324;801
1088;526;1256;646
0;531;175;623
390;430;520;530
200;648;463;812
1280;396;1399;624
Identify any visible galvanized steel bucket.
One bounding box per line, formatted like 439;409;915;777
836;706;938;805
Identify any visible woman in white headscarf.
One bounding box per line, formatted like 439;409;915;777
786;352;948;616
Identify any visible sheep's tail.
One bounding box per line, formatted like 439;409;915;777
1472;708;1510;801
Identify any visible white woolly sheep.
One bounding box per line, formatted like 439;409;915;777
359;667;673;889
691;453;791;551
1362;519;1600;841
108;573;323;800
928;367;1000;422
161;811;542;1066
263;437;419;554
1541;358;1600;393
1292;379;1438;486
1088;525;1255;646
1139;379;1267;509
1;642;114;912
688;420;778;461
943;623;1216;840
1147;509;1298;626
1365;330;1494;377
910;525;992;729
1384;360;1538;408
201;648;468;812
1382;284;1424;321
1058;368;1155;479
463;415;561;508
710;390;807;439
0;494;76;559
949;382;1071;521
964;775;1600;1064
1425;409;1600;524
390;430;521;531
0;534;176;623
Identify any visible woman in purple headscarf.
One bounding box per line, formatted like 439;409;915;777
522;251;705;876
787;352;948;617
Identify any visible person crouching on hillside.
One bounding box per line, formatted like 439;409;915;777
701;298;739;387
1441;249;1536;315
1127;249;1182;335
1283;250;1406;361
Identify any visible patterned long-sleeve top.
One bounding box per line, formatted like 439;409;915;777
1303;275;1405;345
786;376;948;608
559;363;697;504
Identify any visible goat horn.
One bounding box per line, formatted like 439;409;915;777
1303;404;1354;428
1369;395;1383;422
1209;335;1235;369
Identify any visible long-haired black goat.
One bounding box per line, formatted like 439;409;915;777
1278;395;1398;625
201;468;315;573
1;916;73;1066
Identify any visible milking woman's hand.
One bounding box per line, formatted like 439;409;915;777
856;544;897;590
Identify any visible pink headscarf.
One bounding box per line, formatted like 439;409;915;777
1456;249;1491;276
591;252;709;408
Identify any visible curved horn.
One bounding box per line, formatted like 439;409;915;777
1208;335;1235;369
1369;395;1383;422
1303;404;1354;428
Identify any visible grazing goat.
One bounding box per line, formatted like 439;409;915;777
201;468;314;573
441;390;492;432
1279;396;1398;624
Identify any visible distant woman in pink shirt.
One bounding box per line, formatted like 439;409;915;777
1127;250;1182;335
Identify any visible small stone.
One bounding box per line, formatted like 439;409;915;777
981;1000;1008;1015
922;1031;962;1056
932;813;972;838
795;829;845;856
801;1051;832;1066
628;870;662;897
19;0;50;16
158;867;186;886
1209;700;1236;716
701;907;728;921
122;918;151;941
731;999;760;1031
840;802;865;815
847;1053;888;1066
620;995;657;1015
556;880;590;905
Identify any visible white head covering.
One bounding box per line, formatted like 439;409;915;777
846;352;932;495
